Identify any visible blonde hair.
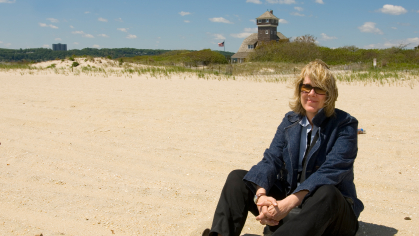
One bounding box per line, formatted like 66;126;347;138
289;59;338;117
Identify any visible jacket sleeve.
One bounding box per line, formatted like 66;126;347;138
243;114;289;194
293;114;358;196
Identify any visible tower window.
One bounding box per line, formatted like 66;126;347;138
266;19;269;23
258;19;262;23
248;45;254;49
265;30;268;34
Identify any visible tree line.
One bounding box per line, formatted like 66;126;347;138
0;47;175;62
0;47;233;62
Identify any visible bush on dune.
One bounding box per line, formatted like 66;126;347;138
248;34;419;69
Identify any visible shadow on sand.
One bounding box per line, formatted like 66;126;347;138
241;221;398;236
356;221;398;236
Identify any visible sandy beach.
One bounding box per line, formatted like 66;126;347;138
0;65;418;235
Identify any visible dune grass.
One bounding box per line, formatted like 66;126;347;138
1;58;418;87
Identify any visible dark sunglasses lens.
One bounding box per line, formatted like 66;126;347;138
301;84;326;95
314;87;326;95
301;84;312;93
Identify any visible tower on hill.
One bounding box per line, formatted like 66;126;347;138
231;10;288;63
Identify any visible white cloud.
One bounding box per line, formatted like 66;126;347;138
231;32;252;38
249;19;256;23
72;30;94;38
117;28;128;32
315;0;324;4
0;0;16;3
214;34;226;40
266;0;296;4
365;41;404;49
70;25;74;28
244;27;258;33
179;11;191;16
5;43;11;47
98;17;108;22
47;18;59;23
320;33;337;40
378;4;407;15
391;27;397;30
126;34;137;39
278;19;289;24
39;23;58;29
209;17;233;24
115;18;123;22
406;37;419;44
74;42;79;45
358;22;383;34
92;44;100;48
291;12;305;16
0;41;2;43
364;38;419;49
294;7;303;11
84;11;90;14
246;0;262;4
42;44;50;48
184;20;190;23
98;34;109;37
55;38;62;41
230;28;257;38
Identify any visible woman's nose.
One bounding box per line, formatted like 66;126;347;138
308;88;316;96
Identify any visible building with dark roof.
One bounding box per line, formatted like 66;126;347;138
231;10;288;63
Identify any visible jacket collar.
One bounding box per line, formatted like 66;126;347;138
312;108;328;127
287;108;327;126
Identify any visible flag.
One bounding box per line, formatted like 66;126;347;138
218;41;224;47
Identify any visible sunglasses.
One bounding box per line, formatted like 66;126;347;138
300;84;327;95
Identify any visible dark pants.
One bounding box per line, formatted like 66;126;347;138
210;170;358;236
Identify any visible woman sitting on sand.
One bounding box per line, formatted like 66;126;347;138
203;59;363;236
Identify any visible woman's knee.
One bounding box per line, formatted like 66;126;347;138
225;169;248;187
311;185;342;204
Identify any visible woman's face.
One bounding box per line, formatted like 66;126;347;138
301;76;326;120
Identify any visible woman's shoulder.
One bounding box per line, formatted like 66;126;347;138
332;109;358;126
283;111;301;123
334;109;357;120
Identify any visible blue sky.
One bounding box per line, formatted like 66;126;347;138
0;0;418;52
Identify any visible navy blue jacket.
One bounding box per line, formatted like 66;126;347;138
243;108;364;218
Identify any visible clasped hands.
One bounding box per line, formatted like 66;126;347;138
255;195;290;226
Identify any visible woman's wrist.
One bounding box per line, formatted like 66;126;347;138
283;190;309;209
255;186;266;195
255;186;267;204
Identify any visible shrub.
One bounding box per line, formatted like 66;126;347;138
72;62;80;67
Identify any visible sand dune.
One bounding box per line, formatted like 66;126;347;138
0;65;417;235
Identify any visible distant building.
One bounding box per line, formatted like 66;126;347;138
52;43;67;51
231;10;288;63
